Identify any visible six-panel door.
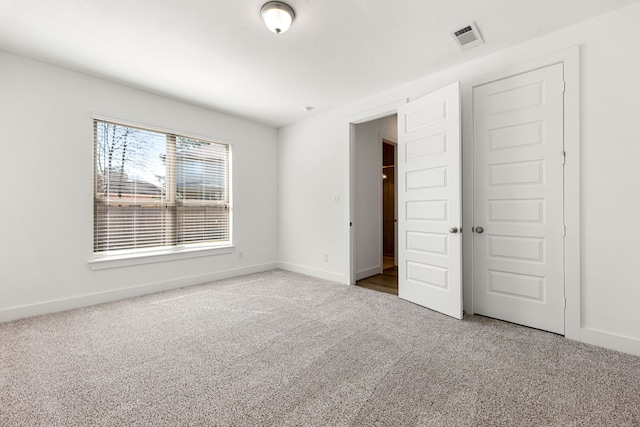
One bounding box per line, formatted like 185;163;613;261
472;64;565;334
398;82;462;320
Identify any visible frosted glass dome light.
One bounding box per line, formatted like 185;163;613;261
261;2;295;34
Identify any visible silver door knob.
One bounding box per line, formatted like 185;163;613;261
449;227;458;234
475;226;484;233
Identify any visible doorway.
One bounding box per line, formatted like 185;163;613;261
357;139;399;295
352;116;399;295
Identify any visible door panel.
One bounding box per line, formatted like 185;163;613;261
398;82;462;319
473;64;565;334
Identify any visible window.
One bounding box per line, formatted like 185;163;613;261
93;120;231;256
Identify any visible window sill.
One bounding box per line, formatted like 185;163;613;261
89;245;235;270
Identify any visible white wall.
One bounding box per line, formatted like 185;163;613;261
278;3;640;356
354;116;397;280
0;51;279;321
277;112;349;282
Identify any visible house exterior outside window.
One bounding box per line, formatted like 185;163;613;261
93;120;231;256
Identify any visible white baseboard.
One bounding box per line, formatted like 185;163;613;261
355;266;382;281
578;327;640;358
277;262;347;284
0;262;278;323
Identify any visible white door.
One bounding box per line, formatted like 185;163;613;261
397;82;462;320
473;64;565;334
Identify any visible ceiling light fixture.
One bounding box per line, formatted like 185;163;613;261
261;1;295;34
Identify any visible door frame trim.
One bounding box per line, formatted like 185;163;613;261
464;46;580;340
380;135;398;269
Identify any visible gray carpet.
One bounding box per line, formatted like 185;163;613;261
1;269;639;426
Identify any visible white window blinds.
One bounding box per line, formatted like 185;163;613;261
94;120;230;254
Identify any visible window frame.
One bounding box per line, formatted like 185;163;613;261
89;113;234;269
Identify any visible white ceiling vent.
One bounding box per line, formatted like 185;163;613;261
451;22;484;50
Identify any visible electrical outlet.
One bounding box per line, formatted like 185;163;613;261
324;254;329;262
332;194;340;203
238;250;244;259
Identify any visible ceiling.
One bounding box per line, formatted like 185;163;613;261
1;0;638;128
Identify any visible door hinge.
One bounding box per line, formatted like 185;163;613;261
563;297;566;309
562;81;566;93
563;225;567;237
562;151;566;165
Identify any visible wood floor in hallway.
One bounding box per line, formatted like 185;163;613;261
356;265;398;295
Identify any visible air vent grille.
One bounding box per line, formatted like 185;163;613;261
452;22;484;50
